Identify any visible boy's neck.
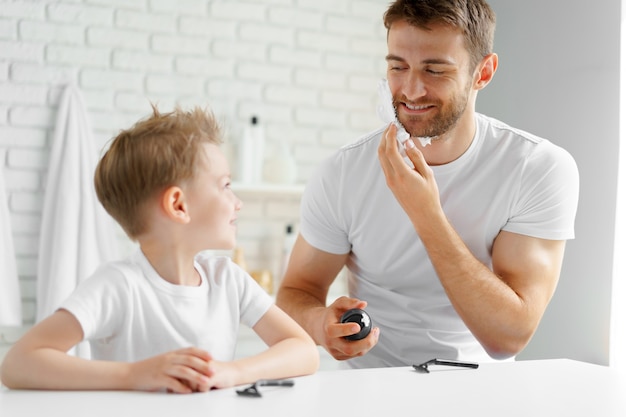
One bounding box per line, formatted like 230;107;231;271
139;240;201;287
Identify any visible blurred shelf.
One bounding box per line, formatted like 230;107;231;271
232;182;305;197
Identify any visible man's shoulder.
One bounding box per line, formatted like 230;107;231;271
319;125;386;173
339;125;386;153
476;112;573;159
476;113;545;145
476;113;577;171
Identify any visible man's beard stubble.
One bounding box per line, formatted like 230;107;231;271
395;84;471;140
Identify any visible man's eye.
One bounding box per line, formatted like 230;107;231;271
386;57;409;71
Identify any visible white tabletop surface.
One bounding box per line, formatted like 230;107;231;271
1;359;624;417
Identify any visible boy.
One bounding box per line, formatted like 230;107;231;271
0;105;319;393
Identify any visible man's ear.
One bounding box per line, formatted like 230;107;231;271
474;52;498;90
161;186;190;224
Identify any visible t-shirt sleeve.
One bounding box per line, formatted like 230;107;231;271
59;263;127;341
233;263;274;328
503;140;579;240
299;154;352;255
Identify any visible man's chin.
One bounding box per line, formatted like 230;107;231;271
403;119;455;139
398;119;433;138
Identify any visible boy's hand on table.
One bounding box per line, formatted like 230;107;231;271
129;347;212;393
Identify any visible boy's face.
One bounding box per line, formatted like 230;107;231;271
184;143;242;250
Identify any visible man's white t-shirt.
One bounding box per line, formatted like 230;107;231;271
300;113;579;368
61;250;273;362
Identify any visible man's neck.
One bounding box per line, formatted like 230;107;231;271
417;111;476;166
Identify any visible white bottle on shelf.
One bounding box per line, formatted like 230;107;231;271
238;116;265;184
279;224;297;283
263;139;298;185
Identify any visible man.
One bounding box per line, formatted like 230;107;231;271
276;0;579;368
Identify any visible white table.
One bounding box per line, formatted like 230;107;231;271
1;359;624;416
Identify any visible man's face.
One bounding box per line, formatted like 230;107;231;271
386;20;476;139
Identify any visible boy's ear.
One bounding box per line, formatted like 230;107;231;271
161;186;190;224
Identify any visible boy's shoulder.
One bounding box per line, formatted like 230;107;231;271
193;252;245;283
86;257;142;289
193;252;234;269
98;252;144;275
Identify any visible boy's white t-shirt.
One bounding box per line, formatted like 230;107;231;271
61;250;273;362
300;113;579;367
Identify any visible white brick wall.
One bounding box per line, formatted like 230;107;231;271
0;0;389;326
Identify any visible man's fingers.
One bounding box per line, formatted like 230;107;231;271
403;139;430;178
330;295;367;312
329;322;362;339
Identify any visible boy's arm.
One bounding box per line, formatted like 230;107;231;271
250;305;320;377
0;309;123;390
0;309;212;393
204;305;319;389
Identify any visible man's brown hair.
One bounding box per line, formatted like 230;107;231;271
383;0;496;69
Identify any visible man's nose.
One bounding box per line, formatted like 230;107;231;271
402;71;428;101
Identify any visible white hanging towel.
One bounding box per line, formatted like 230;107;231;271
0;166;22;327
36;84;119;337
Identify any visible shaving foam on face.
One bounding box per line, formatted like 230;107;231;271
377;79;410;155
416;136;433;146
376;79;433;154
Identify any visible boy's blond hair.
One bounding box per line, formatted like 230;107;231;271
94;105;222;240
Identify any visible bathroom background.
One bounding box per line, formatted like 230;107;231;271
0;0;389;328
1;0;624;370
